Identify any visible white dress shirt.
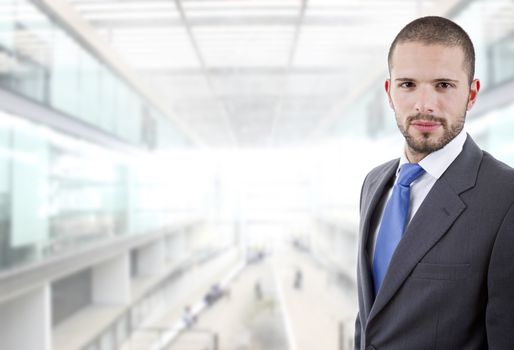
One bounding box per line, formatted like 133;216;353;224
370;129;468;260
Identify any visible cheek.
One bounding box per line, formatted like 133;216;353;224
440;94;466;115
390;94;413;114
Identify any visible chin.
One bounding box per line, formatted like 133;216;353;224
407;136;446;154
410;128;443;141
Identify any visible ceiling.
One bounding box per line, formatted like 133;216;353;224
66;0;452;148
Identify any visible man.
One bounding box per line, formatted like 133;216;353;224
355;16;514;350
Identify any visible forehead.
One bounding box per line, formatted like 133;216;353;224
390;42;467;79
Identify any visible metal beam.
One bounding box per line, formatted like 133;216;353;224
268;0;308;147
174;0;238;147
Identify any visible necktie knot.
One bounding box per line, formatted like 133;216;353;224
397;163;425;187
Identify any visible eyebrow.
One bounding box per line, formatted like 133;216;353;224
394;78;460;83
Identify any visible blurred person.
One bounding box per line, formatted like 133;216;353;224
254;280;263;300
293;268;303;290
355;16;514;350
181;305;196;328
204;283;223;306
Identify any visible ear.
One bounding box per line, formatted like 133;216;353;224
385;79;395;110
466;79;480;111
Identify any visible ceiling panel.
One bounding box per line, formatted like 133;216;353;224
67;0;450;148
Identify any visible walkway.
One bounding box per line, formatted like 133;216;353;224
166;243;357;350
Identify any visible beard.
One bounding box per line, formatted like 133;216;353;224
396;112;466;155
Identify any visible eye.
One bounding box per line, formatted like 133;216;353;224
399;81;415;88
436;82;453;89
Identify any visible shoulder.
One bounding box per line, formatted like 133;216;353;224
480;151;514;190
472;151;514;211
364;158;399;184
359;158;398;209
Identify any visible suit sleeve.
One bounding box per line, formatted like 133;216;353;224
486;202;514;348
359;173;369;213
354;175;368;350
354;312;361;349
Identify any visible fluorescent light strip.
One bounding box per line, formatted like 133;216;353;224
114;46;197;53
183;0;301;9
121;56;200;64
194;33;295;39
74;3;177;11
201;49;292;55
202;54;293;60
185;9;301;17
306;9;415;16
112;28;188;35
199;46;293;52
196;35;295;40
185;6;301;12
113;34;191;41
193;28;296;35
114;43;194;49
70;0;172;4
204;51;289;56
121;56;199;62
83;12;181;20
200;38;293;44
307;0;422;6
205;62;288;68
197;42;294;48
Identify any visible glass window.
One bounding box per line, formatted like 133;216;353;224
488;33;514;85
47;138;122;253
98;67;117;132
0;0;15;51
113;82;128;140
77;52;101;125
6;0;52;102
50;30;79;115
480;103;514;166
0;0;192;150
11;122;49;250
0;111;138;272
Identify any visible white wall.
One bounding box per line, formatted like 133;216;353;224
0;285;51;350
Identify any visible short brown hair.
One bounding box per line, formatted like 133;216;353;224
388;16;475;84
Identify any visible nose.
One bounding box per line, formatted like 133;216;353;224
413;86;436;114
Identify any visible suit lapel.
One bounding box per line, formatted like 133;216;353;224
368;179;465;320
367;135;483;324
359;159;398;319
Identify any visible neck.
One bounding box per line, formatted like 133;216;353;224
405;145;429;163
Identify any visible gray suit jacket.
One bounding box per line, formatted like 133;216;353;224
355;135;514;350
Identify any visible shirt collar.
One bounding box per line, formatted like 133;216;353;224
398;129;467;180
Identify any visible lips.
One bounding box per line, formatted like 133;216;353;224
410;120;441;133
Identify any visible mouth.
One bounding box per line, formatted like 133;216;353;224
410;120;442;133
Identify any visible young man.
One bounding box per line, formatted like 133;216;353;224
355;16;514;349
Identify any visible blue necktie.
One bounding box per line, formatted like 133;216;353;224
372;163;425;296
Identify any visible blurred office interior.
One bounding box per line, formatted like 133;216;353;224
0;0;513;349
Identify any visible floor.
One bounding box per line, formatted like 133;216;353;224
165;244;357;350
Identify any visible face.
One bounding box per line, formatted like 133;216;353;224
385;42;480;161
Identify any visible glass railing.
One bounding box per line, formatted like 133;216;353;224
487;32;514;87
0;0;189;149
0;110;207;273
